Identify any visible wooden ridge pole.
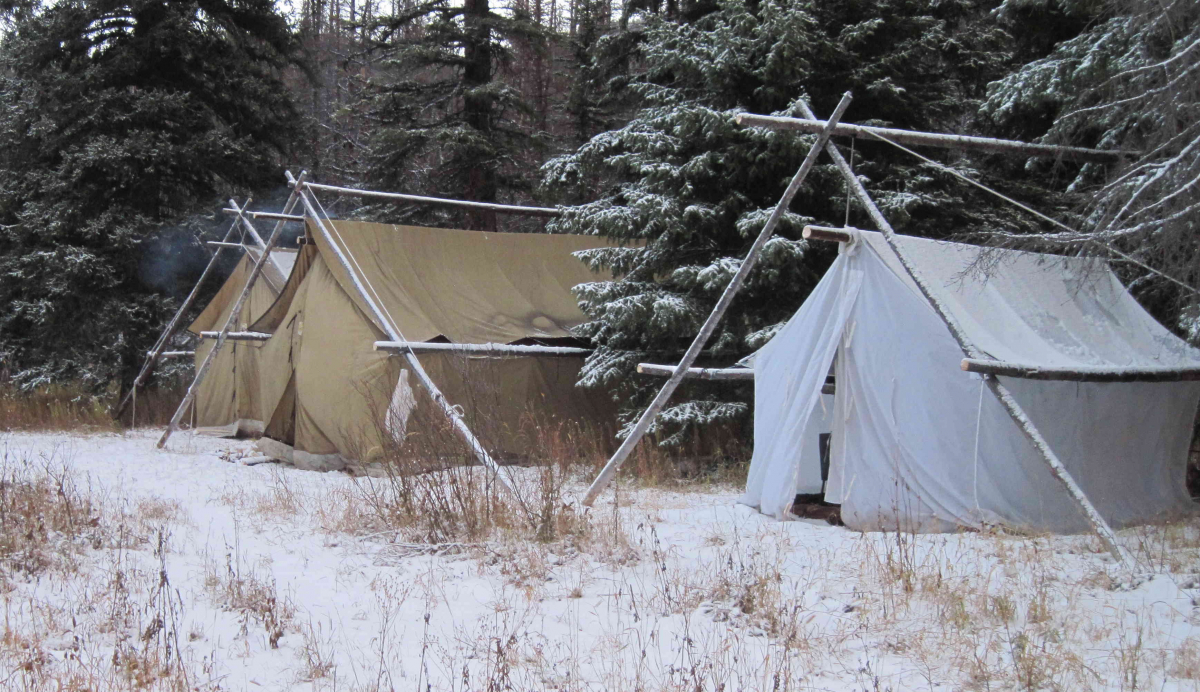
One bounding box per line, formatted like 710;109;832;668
581;92;855;507
304;181;562;218
115;215;243;420
222;209;306;223
158;179;308;448
374;341;592;356
789;99;1134;568
734;114;1135;163
293;175;527;507
635;363;755;381
961;358;1200;383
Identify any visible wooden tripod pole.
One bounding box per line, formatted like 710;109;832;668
581;92;855;507
158;180;307;448
293;177;527;507
115;217;243;420
792;100;1134;568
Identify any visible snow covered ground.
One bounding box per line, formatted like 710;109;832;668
2;429;1199;691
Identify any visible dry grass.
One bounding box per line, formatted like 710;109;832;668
0;449;203;691
202;534;294;650
0;381;186;433
0;449;103;581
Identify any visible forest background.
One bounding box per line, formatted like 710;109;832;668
0;0;1194;440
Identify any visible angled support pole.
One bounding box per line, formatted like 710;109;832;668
791;99;1134;569
158;177;308;448
291;173;527;508
115;215;243;420
228;197;287;292
581;92;855;507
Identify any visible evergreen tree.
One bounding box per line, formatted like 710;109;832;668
361;0;548;231
0;0;297;390
541;0;1038;441
982;0;1200;337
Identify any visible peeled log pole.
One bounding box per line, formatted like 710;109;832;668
115;216;243;420
221;209;306;222
581;92;855;507
295;177;525;506
158;183;307;449
796;99;1134;568
635;363;755;381
374;341;590;356
303;181;562;218
200;331;272;342
228;199;288;287
735;114;1134;164
148;351;195;358
962;358;1200;383
636;363;837;394
803;225;857;243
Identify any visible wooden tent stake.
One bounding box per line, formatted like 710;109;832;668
791;99;1134;568
115;215;244;420
158;180;308;448
580;92;855;507
293;175;528;507
735;113;1134;163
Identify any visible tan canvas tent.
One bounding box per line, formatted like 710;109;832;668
193;219;619;470
184;247;298;436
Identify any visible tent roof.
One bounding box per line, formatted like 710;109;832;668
310;219;619;345
187;248;295;335
857;231;1200;369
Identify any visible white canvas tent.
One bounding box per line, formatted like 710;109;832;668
741;229;1200;533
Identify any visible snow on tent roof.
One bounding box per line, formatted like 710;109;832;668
857;231;1200;369
308;219;619;344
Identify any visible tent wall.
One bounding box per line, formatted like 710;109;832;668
254;249;616;470
186;252;288;430
745;234;1200;533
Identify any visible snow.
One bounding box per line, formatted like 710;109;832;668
2;429;1199;691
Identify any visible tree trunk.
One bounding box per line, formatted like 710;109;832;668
463;0;498;231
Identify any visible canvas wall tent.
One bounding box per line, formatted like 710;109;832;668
741;230;1200;533
184;247;297;436
215;219;621;471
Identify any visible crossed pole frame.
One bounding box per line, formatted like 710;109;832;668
580;93;1134;569
157;174;309;448
289;172;527;506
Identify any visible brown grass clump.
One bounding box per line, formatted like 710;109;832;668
203;538;294;649
0;449;103;580
0;380;186;432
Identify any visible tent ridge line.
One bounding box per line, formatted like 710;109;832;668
796;99;1136;569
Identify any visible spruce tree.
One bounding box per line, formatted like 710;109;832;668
982;0;1200;336
361;0;547;231
541;0;1039;441
0;0;297;390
